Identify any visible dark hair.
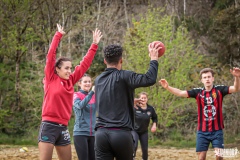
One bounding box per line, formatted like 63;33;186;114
104;44;123;65
199;68;215;78
78;74;91;90
55;57;72;72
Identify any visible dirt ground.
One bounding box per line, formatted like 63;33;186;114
0;145;239;160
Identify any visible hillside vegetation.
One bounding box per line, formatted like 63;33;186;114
0;0;239;145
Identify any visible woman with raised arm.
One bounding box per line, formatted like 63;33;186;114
38;24;102;160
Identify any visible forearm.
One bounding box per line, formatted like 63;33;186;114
152;122;157;128
73;91;94;109
45;32;63;80
233;76;240;92
166;86;188;97
139;60;158;86
72;44;98;84
46;32;62;61
130;60;158;88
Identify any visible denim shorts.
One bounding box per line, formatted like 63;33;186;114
196;130;224;152
38;121;71;146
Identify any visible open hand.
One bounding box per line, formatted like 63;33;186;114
230;67;240;77
57;23;66;35
134;98;143;109
92;28;103;44
159;79;168;89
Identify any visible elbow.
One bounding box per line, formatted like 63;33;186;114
150;79;157;85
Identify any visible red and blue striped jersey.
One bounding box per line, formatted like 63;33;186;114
187;85;229;132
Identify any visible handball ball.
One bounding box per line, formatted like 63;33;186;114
150;41;165;57
19;147;28;152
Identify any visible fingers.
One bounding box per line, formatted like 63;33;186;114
57;23;63;31
158;79;165;84
230;67;240;77
92;28;103;44
148;42;162;60
56;23;65;35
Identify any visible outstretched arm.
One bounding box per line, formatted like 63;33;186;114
229;67;240;93
159;79;188;98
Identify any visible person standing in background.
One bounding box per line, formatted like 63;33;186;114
73;74;96;160
132;92;158;160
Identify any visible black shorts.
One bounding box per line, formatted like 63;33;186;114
38;121;71;146
95;128;134;160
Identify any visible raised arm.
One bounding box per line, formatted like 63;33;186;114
126;42;162;88
159;79;188;98
71;28;102;84
44;24;65;82
229;67;240;93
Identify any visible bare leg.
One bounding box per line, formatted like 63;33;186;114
214;148;223;160
55;144;72;160
38;142;54;160
197;151;207;160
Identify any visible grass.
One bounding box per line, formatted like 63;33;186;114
149;130;196;148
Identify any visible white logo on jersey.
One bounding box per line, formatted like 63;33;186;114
203;105;216;118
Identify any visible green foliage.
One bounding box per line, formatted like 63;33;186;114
124;7;204;140
214;0;235;9
207;5;240;66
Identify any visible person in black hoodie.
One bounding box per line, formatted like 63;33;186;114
94;43;162;160
132;92;158;160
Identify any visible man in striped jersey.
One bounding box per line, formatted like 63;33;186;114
159;67;240;160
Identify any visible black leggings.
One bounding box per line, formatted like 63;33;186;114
74;135;95;160
95;128;134;160
132;131;148;160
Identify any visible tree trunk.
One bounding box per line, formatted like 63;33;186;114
67;15;72;58
96;0;101;28
83;1;86;58
184;0;186;16
124;0;130;30
15;50;21;111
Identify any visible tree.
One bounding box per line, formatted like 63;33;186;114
207;1;240;66
123;7;204;139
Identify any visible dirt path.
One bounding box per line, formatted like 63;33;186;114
0;145;239;160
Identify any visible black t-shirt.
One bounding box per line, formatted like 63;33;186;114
134;105;158;133
95;60;158;130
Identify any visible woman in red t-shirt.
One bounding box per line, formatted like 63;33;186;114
38;24;102;160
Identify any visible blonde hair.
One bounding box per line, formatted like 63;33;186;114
138;92;148;98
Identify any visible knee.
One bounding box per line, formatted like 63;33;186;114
198;158;206;160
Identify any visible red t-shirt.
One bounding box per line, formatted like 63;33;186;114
41;31;98;126
187;85;229;132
